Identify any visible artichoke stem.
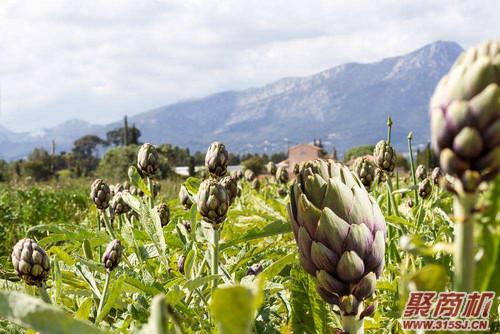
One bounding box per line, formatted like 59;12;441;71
386;177;399;217
38;283;52;304
407;136;419;205
211;227;220;289
147;177;154;209
96;272;111;323
453;193;477;292
341;315;364;334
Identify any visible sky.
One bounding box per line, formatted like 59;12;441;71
1;0;499;132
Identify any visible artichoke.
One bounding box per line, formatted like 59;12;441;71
155;203;170;227
293;163;300;175
415;165;428;181
373;140;397;173
288;159;386;317
90;179;111;210
177;255;186;274
111;191;131;215
276;166;289;184
430;40;499;192
407;199;414;208
205;142;229;177
137;143;160;177
374;168;387;183
219;175;238;204
179;185;193;210
252;178;261;191
246;263;263;276
431;167;442;185
12;238;50;286
152;180;161;197
129;185;144;197
102;239;122;272
111;183;124;197
233;169;244;180
266;161;277;175
196;179;230;227
354;158;375;189
418;179;432;199
244;169;256;181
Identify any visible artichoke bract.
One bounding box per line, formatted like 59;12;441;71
219;175;238;204
102;239;122;272
431;167;442;185
373;140;397;173
90;179;111;210
354;157;375;189
415;165;428;181
430;40;499;192
293;163;300;175
111;191;131;215
276;166;289;184
266;161;277;175
205;142;229;177
196;179;230;227
179;185;193;210
418;179;432;199
155;203;170;227
137;143;160;177
288;159;386;318
12;238;50;286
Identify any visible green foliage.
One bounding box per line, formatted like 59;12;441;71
242;156;266;174
343;145;375;162
23;148;54;181
98;145;139;181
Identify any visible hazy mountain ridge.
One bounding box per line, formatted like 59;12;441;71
0;41;463;160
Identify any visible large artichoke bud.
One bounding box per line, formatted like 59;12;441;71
415;165;428;181
354;158;375;189
155;203;170;227
102;239;122;272
244;169;256;181
219;175;238;204
11;238;50;286
90;179;111;210
276;166;289;184
293;163;300;175
205;142;229;177
266;161;277;175
137;143;160;177
373;140;397;173
418;179;432;199
111;191;131;215
196;179;230;227
179;185;193;210
430;41;500;192
431;167;442;185
288;159;386;317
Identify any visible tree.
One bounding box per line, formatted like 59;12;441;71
242;156;266;175
72;135;106;176
343;145;376;162
106;126;141;146
23;148;54;181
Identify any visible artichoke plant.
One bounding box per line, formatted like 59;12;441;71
155;203;170;227
373;140;396;173
90;179;111;210
266;161;277;175
418;179;432;199
196;179;230;227
137;143;160;177
219;175;238;204
293;163;300;175
179;185;193;210
251;178;260;191
276;166;289;184
205;142;229;177
111;191;131;216
288;159;386;333
415;165;427;181
12;238;50;286
354;158;375;189
431;167;442;185
102;239;123;272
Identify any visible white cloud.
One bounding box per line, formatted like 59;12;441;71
0;0;499;131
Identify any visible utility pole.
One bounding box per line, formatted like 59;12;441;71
123;116;129;146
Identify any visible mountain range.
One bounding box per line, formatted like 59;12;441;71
0;40;464;160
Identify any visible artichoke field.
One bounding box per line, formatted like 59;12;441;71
0;41;498;334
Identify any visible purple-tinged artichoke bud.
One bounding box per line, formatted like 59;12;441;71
407;199;414;208
179;185;193;210
278;187;288;197
182;220;192;232
251;178;260;191
196;179;230;227
418;179;432;199
415;165;428;181
266;161;277;175
111;183;124;197
431;167;442;185
276;166;289;184
293;163;300;175
205;142;229;178
137;143;160;177
11;238;50;286
430;40;500;192
90;179;111;210
102;239;122;272
354;157;375;189
129;185;144;197
177;255;185;274
152;180;161;197
111;191;131;215
246;263;263;276
219;175;238;204
288;159;386;316
155;203;170;227
244;169;256;182
373;140;397;173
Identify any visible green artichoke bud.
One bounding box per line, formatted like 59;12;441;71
375;168;387;183
155;203;170;227
137;143;160;177
276;166;289;184
196;179;230;227
179;185;193;210
90;179;111;210
252;178;260;191
266;161;277;175
430;41;500;192
418;179;432;199
11;238;50;286
102;239;122;272
288;159;386;316
354;157;375;189
373;140;397;173
205;142;229;177
431;167;442;185
293;163;300;175
219;175;238;204
111;191;131;215
244;169;256;181
415;165;428;181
